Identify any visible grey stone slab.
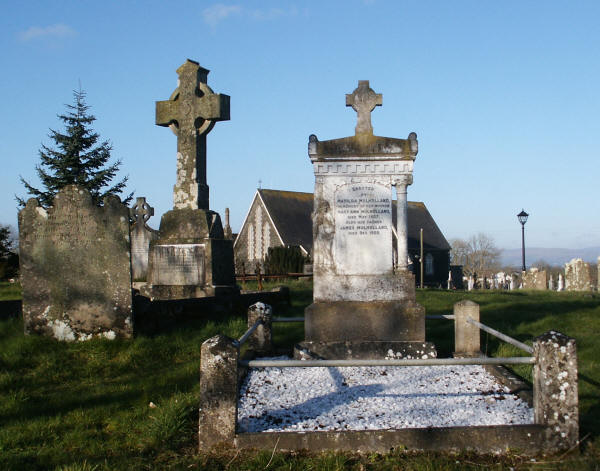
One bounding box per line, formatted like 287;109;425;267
18;185;132;340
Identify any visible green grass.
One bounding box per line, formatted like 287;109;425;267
0;281;21;300
1;282;599;470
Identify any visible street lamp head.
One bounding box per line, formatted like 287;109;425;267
517;209;529;226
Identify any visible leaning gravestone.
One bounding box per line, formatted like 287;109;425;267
564;258;593;291
142;59;236;300
297;80;435;359
129;197;158;281
18;185;133;340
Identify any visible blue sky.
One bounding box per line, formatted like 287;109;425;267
1;1;599;250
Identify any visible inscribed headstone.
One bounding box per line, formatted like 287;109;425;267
18;185;132;340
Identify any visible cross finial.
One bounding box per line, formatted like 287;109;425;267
129;197;154;226
345;80;382;136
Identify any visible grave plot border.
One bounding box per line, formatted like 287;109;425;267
199;301;579;456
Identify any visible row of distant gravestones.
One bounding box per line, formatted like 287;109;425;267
465;262;599;292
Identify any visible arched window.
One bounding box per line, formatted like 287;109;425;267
247;225;254;260
425;253;434;276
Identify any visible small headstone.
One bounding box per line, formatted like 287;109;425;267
564;258;594;291
18;185;132;340
129;197;158;281
557;273;564;291
509;276;515;290
522;267;548;290
468;276;474;291
548;274;554;291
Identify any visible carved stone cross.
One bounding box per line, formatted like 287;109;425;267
156;59;230;210
345;80;382;136
129;197;154;226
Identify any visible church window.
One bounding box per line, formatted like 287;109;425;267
425;253;434;276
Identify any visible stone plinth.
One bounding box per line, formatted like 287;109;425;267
533;331;579;449
199;334;238;450
18;185;132;340
142;208;236;300
301;81;432;359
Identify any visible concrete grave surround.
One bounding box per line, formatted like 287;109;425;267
18;185;133;341
143;59;236;300
564;258;594;292
129;197;159;281
299;80;432;359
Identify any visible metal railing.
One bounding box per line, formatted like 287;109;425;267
466;317;533;354
241;356;535;368
235;318;263;347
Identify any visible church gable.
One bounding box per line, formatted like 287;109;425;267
233;192;283;271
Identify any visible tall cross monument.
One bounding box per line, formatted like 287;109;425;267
142;60;236;301
156;59;230;210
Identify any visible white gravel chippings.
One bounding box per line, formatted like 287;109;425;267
237;358;534;433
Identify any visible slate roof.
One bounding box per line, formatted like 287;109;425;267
258;189;314;252
256;189;449;254
394;201;451;251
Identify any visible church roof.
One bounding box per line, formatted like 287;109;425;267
396;201;451;251
258;189;314;252
251;189;449;253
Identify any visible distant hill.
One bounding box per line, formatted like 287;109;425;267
500;247;600;267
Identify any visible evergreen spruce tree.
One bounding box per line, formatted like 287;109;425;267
18;89;132;207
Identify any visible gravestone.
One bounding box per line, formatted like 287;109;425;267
18;185;132;340
564;258;593;291
557;273;564;291
130;197;158;281
522;267;547;290
297;80;435;359
142;59;236;300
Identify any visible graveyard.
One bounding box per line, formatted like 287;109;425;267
1;56;598;471
1;282;599;469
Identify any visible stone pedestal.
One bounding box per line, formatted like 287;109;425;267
298;81;434;359
141;208;237;300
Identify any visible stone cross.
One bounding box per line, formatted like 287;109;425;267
129;197;154;226
346;80;382;135
156;59;230;210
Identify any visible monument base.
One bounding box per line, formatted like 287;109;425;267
304;301;426;343
143;208;237;301
300;300;435;359
294;340;437;360
139;284;239;301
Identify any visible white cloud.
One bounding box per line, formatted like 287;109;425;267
202;4;242;28
18;23;77;42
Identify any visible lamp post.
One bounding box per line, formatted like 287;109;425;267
517;210;529;272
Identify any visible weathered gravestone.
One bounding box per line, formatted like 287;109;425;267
565;258;594;291
522;267;547;290
130;197;158;281
18;185;133;340
297;80;435;359
142;59;236;300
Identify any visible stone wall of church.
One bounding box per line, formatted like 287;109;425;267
233;197;282;273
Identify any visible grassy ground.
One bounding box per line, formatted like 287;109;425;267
0;281;599;470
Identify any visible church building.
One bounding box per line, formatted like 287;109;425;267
233;189;451;286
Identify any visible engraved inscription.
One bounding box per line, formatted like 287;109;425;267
153;244;205;285
334;183;392;275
